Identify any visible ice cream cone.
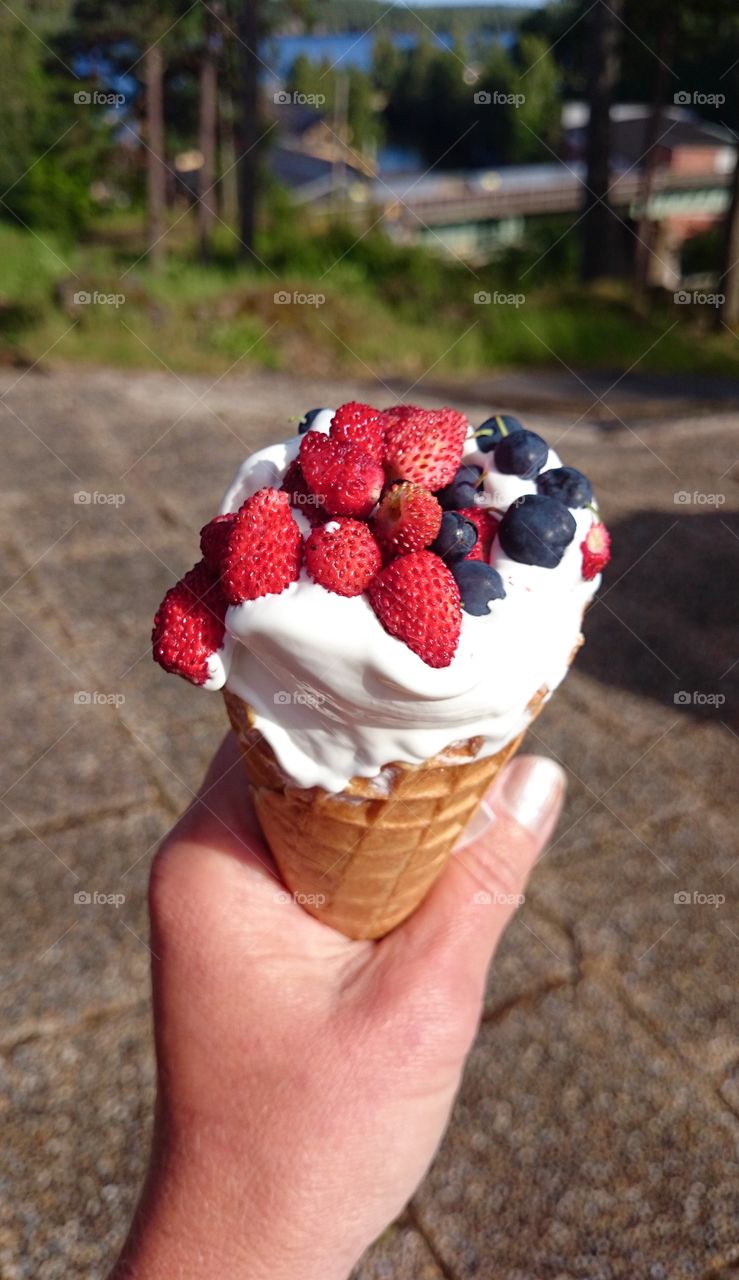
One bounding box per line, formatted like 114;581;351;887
223;686;547;939
152;396;605;939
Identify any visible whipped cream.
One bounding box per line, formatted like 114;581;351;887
209;414;601;792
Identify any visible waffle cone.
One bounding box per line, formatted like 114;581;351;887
223;685;549;940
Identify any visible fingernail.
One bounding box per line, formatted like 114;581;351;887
497;756;566;836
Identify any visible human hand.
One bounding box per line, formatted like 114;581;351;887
111;734;564;1280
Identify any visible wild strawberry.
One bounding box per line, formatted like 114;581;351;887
382;405;468;489
455;506;500;562
300;431;384;519
281;458;326;527
220;487;302;604
330;401;385;463
581;521;611;581
199;512;236;572
367;550;461;668
304;519;382;597
373;482;442;557
152;561;227;686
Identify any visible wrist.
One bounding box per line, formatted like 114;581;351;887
110;1142;355;1280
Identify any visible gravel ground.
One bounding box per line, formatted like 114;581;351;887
1;364;737;1279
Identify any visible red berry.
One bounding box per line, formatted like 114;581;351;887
152;561;227;686
382;406;468;489
581;521;611;581
455;506;500;562
199;512;236;572
220;487;303;604
281;458;326;527
300;431;384;519
330;401;385;464
304;519;382;597
368;550;461;668
373;482;442;557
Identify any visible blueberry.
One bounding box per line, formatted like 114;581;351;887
298;408;327;434
475;414;524;453
430;511;478;562
451;561;507;615
536;466;592;508
435;465;483;510
498;494;576;569
494;429;549;479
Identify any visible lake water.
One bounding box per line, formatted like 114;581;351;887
263;29;513;82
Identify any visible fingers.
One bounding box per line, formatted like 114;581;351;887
165;732;277;876
390;755;566;985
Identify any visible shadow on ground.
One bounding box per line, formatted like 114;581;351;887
579;509;739;725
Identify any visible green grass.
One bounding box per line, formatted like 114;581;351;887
1;212;738;383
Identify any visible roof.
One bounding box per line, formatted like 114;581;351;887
563;103;734;162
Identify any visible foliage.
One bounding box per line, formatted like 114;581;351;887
300;2;531;38
2;209;738;381
287;54;383;154
0;2;106;237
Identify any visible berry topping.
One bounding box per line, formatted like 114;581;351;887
581;521;611;581
152;560;227;685
537;466;593;508
199;512;236;572
430;511;478;562
300;430;384;519
373;482;442;557
498;494;576;569
494;429;549;479
368;549;461;668
220;487;303;604
330;401;385;463
305;518;382;596
436;464;484;510
455;506;499;562
281;458;326;526
451;561;506;615
475;413;524;452
298;408;329;434
382;405;468;489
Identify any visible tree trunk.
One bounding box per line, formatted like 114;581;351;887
198;17;219;262
581;0;623;283
633;23;675;296
235;0;260;261
717;143;739;328
145;44;167;270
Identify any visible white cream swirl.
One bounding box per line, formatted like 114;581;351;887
207;414;601;792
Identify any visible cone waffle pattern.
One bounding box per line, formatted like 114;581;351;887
223;688;546;939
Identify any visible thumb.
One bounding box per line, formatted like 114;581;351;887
390;755;566;984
